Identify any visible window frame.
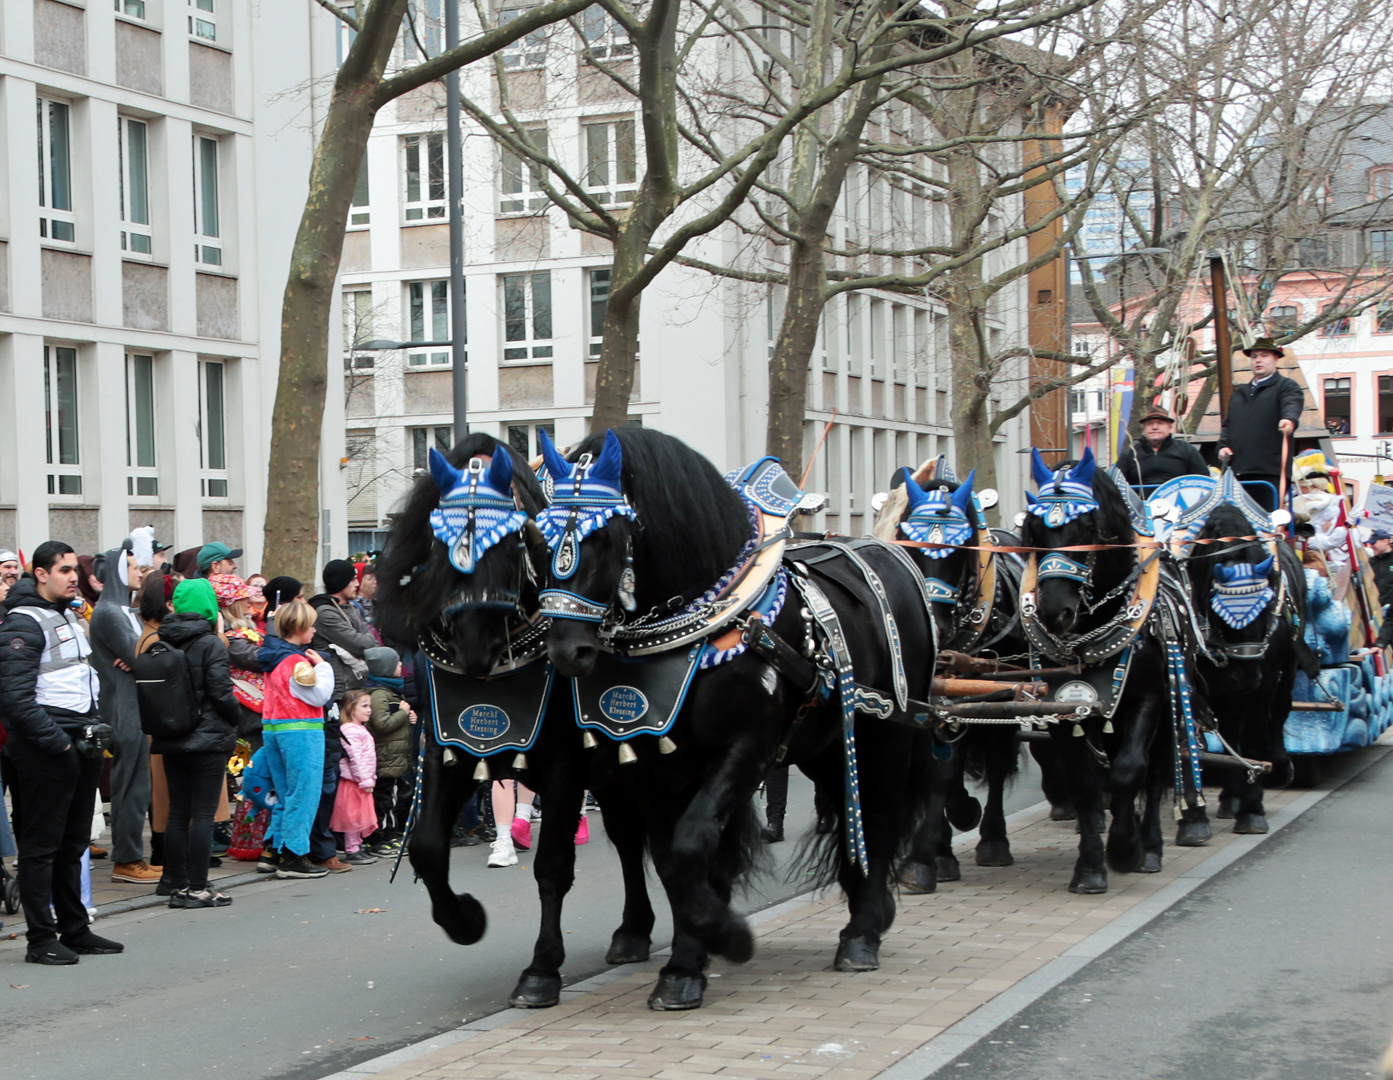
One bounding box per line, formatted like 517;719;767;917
1321;372;1353;438
38;97;76;247
1267;304;1299;332
1370;230;1393;266
405;279;459;368
1376;371;1393;436
498;6;548;70
119;116;154;258
411;425;454;472
193;133;223;267
116;0;148;22
1371;166;1393;201
501;271;553;363
125;352;159;498
342;288;376;369
582;117;637;207
1319;303;1353;337
402;132;446;223
587;267;611;358
349;156;370;228
505;421;555;460
44;344;83;497
198;359;230;499
580;6;632;61
499;128;549;214
189;0;217;42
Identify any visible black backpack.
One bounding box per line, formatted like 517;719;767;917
134;638;201;739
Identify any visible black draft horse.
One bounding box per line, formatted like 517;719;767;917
872;462;1025;889
1187;499;1304;833
374;433;656;1009
540;427;937;1009
1019;448;1177;893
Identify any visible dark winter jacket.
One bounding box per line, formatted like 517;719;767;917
307;594;377;698
1217;374;1305;476
0;577;99;753
366;683;412;778
88;543;141;736
1371;551;1393;609
1115;435;1209;490
148;612;240;756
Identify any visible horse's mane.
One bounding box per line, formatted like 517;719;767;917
374;433;544;642
567;428;749;608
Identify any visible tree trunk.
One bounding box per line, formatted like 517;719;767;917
262;4;405;582
766;243;827;476
590;210;664;432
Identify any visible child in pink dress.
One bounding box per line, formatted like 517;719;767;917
331;690;379;864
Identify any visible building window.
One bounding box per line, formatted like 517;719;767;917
199;360;228;497
499;7;548;69
1268;304;1299;331
119;117;153;256
502;271;553;361
412;425;453;471
404;0;443;61
1379;376;1393;434
1323;376;1351;436
44;345;81;496
407;280;460;366
349;157;370;226
1378;303;1393;335
403;133;445;222
38;98;75;245
1372;166;1393;201
507;421;554;460
343;289;375;369
189;0;216;41
583;119;637;206
499;130;548;214
1370;231;1393;265
1320;304;1352;336
588;268;610;357
117;0;147;19
193;135;222;266
125;353;158;497
580;7;631;59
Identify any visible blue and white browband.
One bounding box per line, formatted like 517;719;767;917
1211;556;1275;629
536;465;636;581
1036;552;1091;584
899;467;978;558
427;448;529;575
1027;446;1100;527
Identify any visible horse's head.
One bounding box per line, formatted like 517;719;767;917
880;465;980;644
1192;503;1277;681
375;434;545;678
1020;447;1133;637
537;428;637;678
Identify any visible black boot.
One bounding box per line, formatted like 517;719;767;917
761;818;784;843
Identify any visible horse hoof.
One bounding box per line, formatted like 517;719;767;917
947;793;983;832
1214;796;1239;820
648;973;706;1011
935;855;961;883
834;937;880;972
1139;850;1163;873
1106;842;1142;874
606;930;651;965
1175;821;1212;847
1068;870;1107;894
975;840;1014;867
715;915;754;964
1049;803;1077;822
435;893;487;946
1233;813;1269;835
898;861;936;894
508;972;561;1008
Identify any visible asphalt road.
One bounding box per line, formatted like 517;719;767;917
1;764;1046;1080
942;750;1393;1080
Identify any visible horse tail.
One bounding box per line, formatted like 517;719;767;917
714;795;770;890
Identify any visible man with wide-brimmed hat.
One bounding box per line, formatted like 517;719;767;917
1116;405;1209;490
1217;338;1305;512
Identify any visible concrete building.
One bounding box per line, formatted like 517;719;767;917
0;0;341;570
340;13;1036;549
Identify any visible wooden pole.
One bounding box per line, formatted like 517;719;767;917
1210;254;1234;420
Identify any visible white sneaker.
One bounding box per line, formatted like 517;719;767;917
487;836;518;868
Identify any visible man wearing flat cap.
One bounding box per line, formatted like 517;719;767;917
1116;407;1209;490
1367;531;1393;650
1217;338;1305;512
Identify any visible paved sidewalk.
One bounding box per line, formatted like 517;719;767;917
313;777;1321;1080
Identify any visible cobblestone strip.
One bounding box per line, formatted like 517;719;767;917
324;750;1384;1080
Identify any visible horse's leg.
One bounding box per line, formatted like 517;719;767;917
1057;728;1107;893
897;738;946;894
644;816;713;1011
508;767;585;1008
407;747;486;945
1138;731;1168;873
975;728;1018;867
1031;737;1076;820
599;786;656;964
1107;690;1165;873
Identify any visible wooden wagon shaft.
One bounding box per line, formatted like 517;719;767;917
1013;729;1272;774
1288;701;1343;712
930;677;1048;698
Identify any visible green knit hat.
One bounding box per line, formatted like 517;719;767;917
173;578;219;628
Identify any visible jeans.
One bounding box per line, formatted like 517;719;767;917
6;735;103;946
261;725;325;857
163;751;227;891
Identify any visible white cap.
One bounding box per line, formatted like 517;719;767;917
0;550;18;564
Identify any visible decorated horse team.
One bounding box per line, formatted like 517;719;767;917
372;420;1386;1012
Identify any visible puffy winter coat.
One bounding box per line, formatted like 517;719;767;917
148;612;240;756
366;686;412;778
338;723;377;789
0;578;99;754
307;594;377;698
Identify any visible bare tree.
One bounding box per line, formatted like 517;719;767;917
267;0;597;581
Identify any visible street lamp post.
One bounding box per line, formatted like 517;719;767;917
444;0;468;441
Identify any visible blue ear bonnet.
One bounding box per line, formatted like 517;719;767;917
1211;554;1275;629
535;429;637;580
899;469;976;558
428;447;530;575
1027;446;1099;527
